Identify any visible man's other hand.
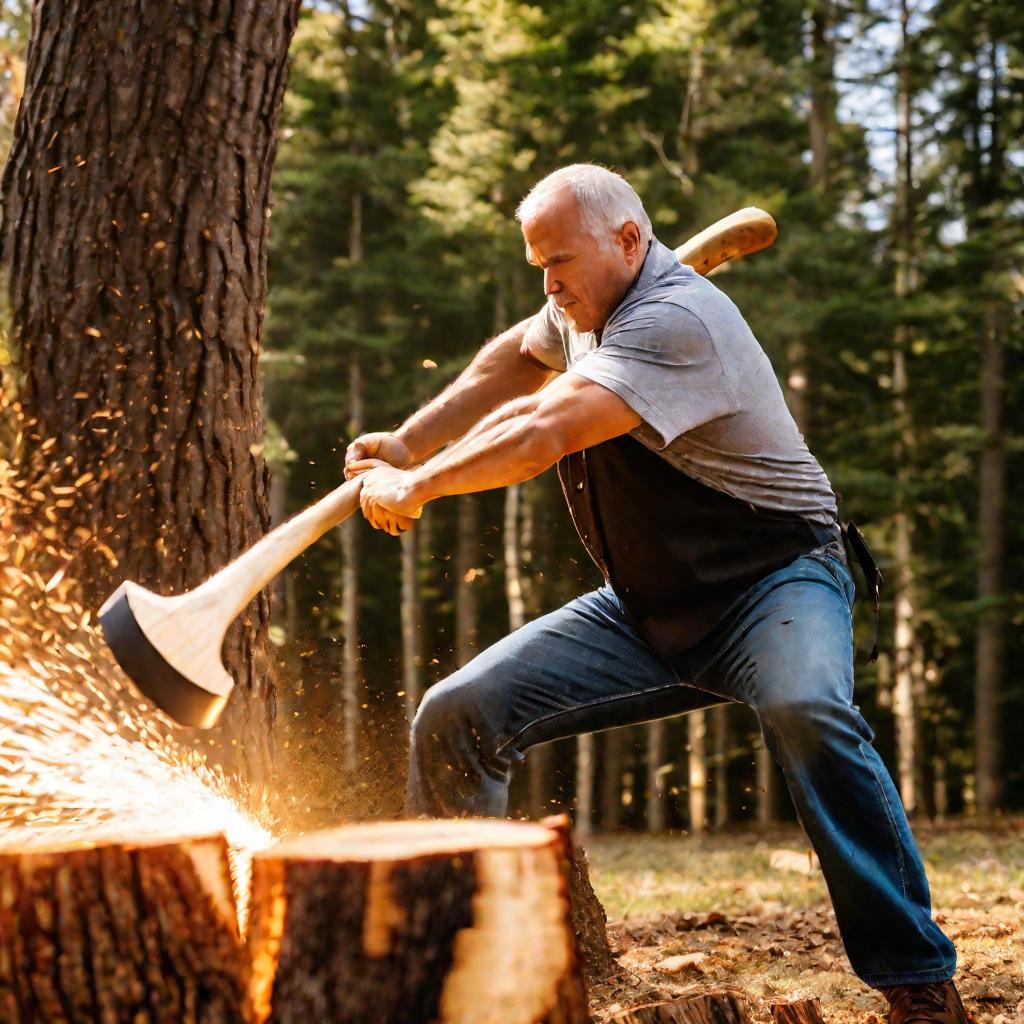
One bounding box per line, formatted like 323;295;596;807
344;432;412;480
358;462;423;536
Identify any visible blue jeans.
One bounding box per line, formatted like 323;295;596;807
406;553;957;988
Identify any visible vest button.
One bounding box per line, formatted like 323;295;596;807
576;481;584;490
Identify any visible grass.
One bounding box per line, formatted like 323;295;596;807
584;818;1024;1023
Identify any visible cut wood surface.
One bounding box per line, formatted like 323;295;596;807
0;834;247;1023
248;818;589;1024
608;991;754;1024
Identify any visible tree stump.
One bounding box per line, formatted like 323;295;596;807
609;992;754;1024
248;818;589;1024
0;834;247;1022
770;997;826;1024
541;814;617;983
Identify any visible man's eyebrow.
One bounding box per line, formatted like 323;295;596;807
526;251;570;269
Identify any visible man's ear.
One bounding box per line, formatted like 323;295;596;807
618;221;643;264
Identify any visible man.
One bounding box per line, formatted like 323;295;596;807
344;165;965;1024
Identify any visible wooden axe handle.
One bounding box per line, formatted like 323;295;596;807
195;207;777;625
674;207;777;275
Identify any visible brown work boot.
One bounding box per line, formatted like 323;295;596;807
880;980;969;1024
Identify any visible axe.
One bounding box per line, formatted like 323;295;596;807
99;207;778;727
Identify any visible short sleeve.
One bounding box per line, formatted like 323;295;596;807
520;302;567;371
569;301;739;447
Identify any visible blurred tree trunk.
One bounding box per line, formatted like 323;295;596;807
963;26;1009;815
688;711;707;835
0;0;300;799
712;705;730;829
600;729;624;831
400;526;423;725
575;732;595;838
341;350;363;773
976;305;1006;812
646;719;668;833
454;493;479;667
891;0;920;815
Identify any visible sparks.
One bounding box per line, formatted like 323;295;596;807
0;413;278;934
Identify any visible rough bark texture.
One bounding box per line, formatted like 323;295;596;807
770;997;825;1024
0;0;301;795
248;819;589;1024
0;835;247;1022
541;814;616;988
610;992;753;1024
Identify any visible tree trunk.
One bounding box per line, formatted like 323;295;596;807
610;992;753;1024
687;711;707;835
712;705;730;829
646;720;668;833
575;733;595;839
975;305;1006;812
600;729;624;831
0;0;300;799
248;819;588;1024
454;493;480;668
400;525;424;726
505;484;526;632
891;0;919;816
0;835;247;1021
341;353;363;774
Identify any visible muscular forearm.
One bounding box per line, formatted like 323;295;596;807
394;316;553;463
408;401;557;504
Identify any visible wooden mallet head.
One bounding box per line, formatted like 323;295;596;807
100;207;777;726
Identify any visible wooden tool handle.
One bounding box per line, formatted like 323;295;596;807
674;207;777;275
190;207;778;628
190;477;363;625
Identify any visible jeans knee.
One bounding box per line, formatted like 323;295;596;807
759;687;872;765
410;681;462;752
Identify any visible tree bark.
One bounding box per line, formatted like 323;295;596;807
610;992;753;1024
0;0;301;797
0;835;247;1022
248;819;588;1024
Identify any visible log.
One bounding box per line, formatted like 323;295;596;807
770;997;826;1024
248;818;589;1024
609;992;754;1024
0;834;247;1022
541;814;617;983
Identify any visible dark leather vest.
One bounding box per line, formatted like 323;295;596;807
558;434;839;661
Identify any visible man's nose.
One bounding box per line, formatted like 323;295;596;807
544;267;561;296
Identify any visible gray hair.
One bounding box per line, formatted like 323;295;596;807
515;164;652;250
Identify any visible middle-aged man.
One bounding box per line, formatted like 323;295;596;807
343;164;966;1024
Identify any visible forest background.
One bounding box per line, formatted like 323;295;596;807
0;0;1021;838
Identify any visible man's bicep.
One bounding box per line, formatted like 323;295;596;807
532;373;642;457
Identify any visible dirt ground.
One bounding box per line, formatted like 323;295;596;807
584;818;1024;1024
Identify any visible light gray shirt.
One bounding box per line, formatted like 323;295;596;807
521;238;839;526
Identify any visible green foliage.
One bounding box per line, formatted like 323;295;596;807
264;0;1024;820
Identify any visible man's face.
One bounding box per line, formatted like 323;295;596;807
522;188;643;334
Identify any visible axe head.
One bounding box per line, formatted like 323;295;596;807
100;582;230;728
